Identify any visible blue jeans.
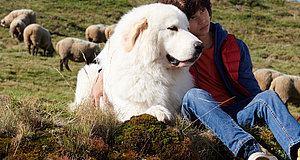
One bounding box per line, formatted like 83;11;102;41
182;89;300;159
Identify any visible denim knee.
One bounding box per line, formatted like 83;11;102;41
182;88;211;109
258;90;280;100
255;90;286;110
182;88;216;119
264;90;278;95
183;88;210;101
182;88;202;117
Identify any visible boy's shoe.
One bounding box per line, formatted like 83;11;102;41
248;152;278;160
259;144;274;157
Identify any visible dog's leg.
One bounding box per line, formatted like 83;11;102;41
145;105;172;122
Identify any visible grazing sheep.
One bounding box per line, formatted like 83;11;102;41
85;24;116;43
9;14;31;42
56;37;101;71
1;9;36;28
23;24;55;56
85;24;107;43
104;24;116;41
254;68;285;91
9;19;26;42
269;75;300;104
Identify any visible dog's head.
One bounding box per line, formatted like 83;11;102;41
110;3;203;68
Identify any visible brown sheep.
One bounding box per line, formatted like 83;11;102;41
254;68;285;91
56;37;101;71
269;75;300;104
85;24;107;43
9;14;31;42
104;24;116;40
1;9;36;28
85;24;116;43
23;24;55;56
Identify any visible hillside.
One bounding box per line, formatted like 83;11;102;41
0;0;299;103
0;0;299;159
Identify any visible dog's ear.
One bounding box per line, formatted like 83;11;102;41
123;18;148;52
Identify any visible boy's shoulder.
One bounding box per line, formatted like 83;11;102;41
221;34;240;55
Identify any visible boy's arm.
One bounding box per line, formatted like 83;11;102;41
237;40;262;96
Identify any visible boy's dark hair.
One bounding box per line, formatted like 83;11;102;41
157;0;212;20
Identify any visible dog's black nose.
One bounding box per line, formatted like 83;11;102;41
194;41;204;54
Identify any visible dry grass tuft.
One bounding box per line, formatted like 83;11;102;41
55;102;121;158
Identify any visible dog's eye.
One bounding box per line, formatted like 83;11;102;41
167;26;178;31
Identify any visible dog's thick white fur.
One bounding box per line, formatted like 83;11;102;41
71;3;203;122
69;64;99;110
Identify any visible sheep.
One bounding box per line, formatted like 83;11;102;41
9;19;26;42
104;24;116;40
254;68;285;91
9;14;31;42
23;24;55;57
85;24;107;43
1;9;36;28
269;75;300;104
85;24;116;43
56;37;101;72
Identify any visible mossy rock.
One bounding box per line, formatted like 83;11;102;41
111;114;199;159
88;137;110;160
4;130;60;159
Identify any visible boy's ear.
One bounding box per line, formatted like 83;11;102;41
122;18;148;52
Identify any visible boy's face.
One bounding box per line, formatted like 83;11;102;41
188;7;210;39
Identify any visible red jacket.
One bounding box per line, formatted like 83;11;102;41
189;22;261;102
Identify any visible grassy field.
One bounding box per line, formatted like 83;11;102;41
0;0;299;159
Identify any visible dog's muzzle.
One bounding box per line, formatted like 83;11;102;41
167;41;204;66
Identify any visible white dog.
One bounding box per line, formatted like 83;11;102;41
71;3;203;122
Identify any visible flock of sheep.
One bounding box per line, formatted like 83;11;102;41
1;9;299;106
1;9;116;71
254;68;300;105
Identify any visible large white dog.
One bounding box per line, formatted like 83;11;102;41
71;3;204;122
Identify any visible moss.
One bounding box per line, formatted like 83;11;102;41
88;137;109;160
5;129;60;159
0;136;11;159
111;114;199;159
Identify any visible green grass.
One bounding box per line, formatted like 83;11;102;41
0;0;299;103
0;0;299;159
0;0;157;103
211;1;300;76
0;52;82;103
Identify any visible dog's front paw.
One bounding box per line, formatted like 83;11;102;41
145;105;172;122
